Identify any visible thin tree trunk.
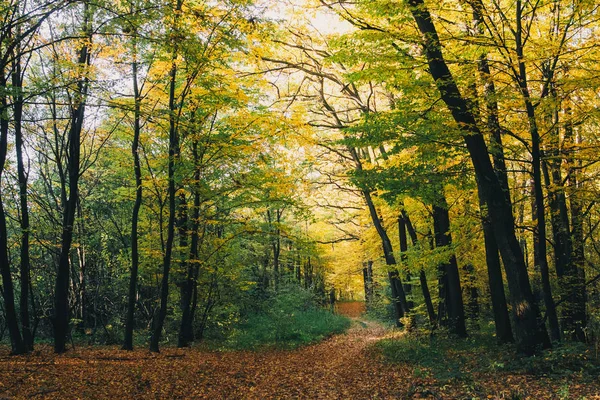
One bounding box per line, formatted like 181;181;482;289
12;50;33;351
399;217;413;309
178;138;201;347
54;3;92;353
0;74;26;355
363;261;373;304
402;211;437;326
149;0;183;353
564;106;586;341
464;263;480;329
123;34;142;350
76;200;86;327
349;147;409;325
362;187;408;325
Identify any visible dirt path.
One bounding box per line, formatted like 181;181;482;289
2;318;600;399
0;320;415;399
0;323;406;399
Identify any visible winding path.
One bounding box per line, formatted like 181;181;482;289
2;307;599;399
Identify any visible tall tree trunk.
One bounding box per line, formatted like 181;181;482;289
267;208;282;290
123;37;142;350
178;137;201;348
564;105;586;341
432;201;467;337
362;187;409;325
405;0;550;353
349;147;408;325
513;0;560;342
0;74;26;355
402;211;437;326
149;0;183;353
11;50;33;350
75;200;86;327
477;185;514;343
304;256;313;289
470;3;515;343
54;3;91;353
399;216;413;309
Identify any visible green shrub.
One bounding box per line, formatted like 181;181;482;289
223;285;351;350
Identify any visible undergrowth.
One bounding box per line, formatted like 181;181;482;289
374;324;600;383
218;285;351;350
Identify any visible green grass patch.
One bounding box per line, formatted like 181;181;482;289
225;308;351;350
374;327;600;383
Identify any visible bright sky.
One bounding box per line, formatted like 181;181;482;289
262;0;354;35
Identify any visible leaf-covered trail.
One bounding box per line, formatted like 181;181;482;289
1;319;600;399
0;321;413;399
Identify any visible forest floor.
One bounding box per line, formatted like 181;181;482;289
1;306;600;399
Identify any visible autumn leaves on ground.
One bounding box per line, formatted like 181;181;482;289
1;303;599;400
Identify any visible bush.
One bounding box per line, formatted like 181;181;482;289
375;330;600;382
223;285;351;350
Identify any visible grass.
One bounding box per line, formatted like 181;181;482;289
224;308;351;350
374;324;600;383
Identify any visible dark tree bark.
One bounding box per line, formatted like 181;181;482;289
11;45;33;351
402;211;437;326
406;0;550;353
564;106;586;341
149;0;183;353
477;184;514;343
304;256;313;289
178;137;201;348
123;36;142;350
470;4;516;343
513;1;560;342
0;74;26;355
348;147;409;324
399;217;414;309
267;208;282;290
363;261;374;304
432;202;467;337
54;3;92;353
363;189;409;325
464;264;480;329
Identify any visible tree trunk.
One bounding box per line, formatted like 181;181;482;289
432;202;467;337
149;0;183;352
12;52;33;351
267;208;282;290
0;73;26;355
399;217;414;309
564;106;586;341
363;261;374;304
464;264;480;329
513;0;559;342
405;0;550;353
349;147;409;325
362;187;408;325
178;138;201;348
477;185;514;343
54;3;91;353
402;211;437;326
123;39;142;350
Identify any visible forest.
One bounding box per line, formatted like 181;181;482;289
1;0;600;398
